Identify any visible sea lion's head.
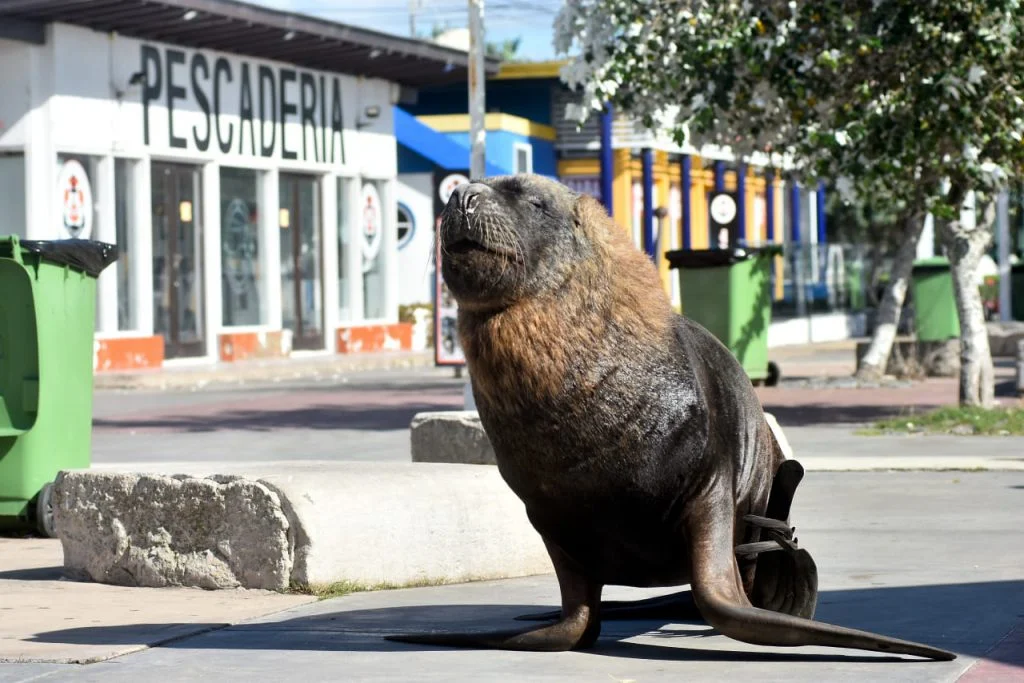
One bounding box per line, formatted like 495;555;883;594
438;173;607;310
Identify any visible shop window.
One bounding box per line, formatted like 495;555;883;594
514;142;533;174
338;177;354;321
0;154;26;238
220;167;264;326
114;158;137;330
361;180;387;320
396;203;414;250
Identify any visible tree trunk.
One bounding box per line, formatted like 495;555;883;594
856;212;925;380
941;198;996;407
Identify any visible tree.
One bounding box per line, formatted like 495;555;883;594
555;0;1024;405
486;37;522;61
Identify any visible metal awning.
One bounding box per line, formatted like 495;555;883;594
0;0;500;88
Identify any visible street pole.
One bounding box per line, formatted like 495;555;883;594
464;0;486;398
997;190;1011;322
468;0;486;180
408;0;419;37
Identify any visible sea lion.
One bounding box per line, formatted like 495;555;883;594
387;174;954;661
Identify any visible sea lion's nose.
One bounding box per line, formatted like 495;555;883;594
456;183;490;214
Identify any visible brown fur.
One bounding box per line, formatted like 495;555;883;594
459;194;672;410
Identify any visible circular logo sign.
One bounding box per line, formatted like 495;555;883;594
361;183;383;269
438;173;470;205
57;160;93;239
709;193;737;226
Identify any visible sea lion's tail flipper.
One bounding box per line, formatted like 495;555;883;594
688;503;956;662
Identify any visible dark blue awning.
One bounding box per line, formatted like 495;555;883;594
394;107;508;176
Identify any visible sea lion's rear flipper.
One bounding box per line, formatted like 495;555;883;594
737;458;819;619
385;619;594;651
515;589;701;622
387;541;603;652
687;493;956;661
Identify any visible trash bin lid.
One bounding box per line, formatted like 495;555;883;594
912;256;951;274
0;238;119;278
665;245;782;269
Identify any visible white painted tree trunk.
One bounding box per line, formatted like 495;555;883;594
856;214;925;379
942;201;996;407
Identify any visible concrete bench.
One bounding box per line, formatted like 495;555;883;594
53;462;550;591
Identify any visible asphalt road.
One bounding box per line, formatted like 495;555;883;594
90;367;1024;467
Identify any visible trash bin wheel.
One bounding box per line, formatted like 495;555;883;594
34;482;57;538
765;361;781;387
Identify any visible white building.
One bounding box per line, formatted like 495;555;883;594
0;0;489;371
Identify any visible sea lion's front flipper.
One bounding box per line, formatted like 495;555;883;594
387;541;603;651
687;492;956;661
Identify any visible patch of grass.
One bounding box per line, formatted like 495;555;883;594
871;406;1024;436
290;577;454;601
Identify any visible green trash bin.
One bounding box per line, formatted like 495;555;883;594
911;257;960;342
0;236;117;536
1012;263;1024;322
666;246;780;385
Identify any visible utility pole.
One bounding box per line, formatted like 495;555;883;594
408;0;419;38
997;189;1011;321
468;0;486;179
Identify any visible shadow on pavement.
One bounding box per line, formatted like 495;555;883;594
759;404;931;426
92;401;460;433
0;566;65;581
27;581;1024;665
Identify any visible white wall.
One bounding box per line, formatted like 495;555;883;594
0;22;405;354
45;23;395;178
0;39;31;150
396;172;436;306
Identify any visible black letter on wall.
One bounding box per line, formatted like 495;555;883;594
239;63;256;156
140;45;162;146
330;77;345;164
300;72;318;162
213;57;234;153
258;66;276;157
166;49;187;149
190;53;211;152
279;68;297;160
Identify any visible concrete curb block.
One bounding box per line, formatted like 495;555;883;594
411;411;496;465
411;410;797;464
53;463;551;591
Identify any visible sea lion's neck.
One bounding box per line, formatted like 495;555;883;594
458;269;672;413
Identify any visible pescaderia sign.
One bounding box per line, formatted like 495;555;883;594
139;43;346;164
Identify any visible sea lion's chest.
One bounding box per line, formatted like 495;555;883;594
472;350;703;505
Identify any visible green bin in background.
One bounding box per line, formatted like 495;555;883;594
666;246;780;386
910;257;960;342
0;236;117;536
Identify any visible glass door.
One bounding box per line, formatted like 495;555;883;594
151;162;205;359
279;173;323;350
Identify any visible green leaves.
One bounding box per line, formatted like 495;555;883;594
555;0;1024;216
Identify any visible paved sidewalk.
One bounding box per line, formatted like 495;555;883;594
92;350;436;391
2;471;1021;682
0;539;314;664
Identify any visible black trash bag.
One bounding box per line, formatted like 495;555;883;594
20;239;119;278
665;246;769;270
